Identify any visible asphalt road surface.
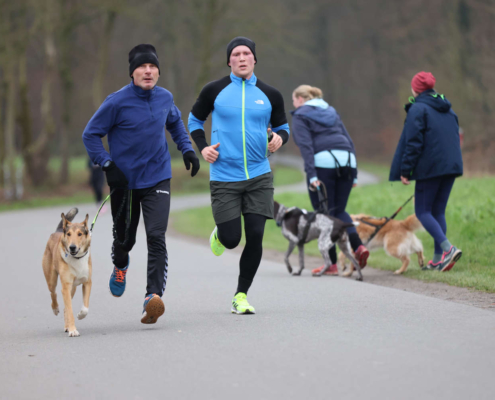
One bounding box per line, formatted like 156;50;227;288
1;194;495;399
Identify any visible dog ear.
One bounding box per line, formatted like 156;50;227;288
284;208;302;219
83;214;90;235
61;213;69;233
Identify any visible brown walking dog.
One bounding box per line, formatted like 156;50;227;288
338;214;425;276
42;208;92;337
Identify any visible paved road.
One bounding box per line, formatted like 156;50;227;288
1;199;495;400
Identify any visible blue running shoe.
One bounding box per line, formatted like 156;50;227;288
109;256;129;297
141;294;165;324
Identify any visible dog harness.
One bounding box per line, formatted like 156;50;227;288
277;182;331;245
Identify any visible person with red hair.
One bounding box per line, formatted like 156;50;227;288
390;72;463;272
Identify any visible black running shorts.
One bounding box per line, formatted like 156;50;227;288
210;172;274;224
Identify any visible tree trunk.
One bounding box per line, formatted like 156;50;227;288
92;11;116;110
194;0;227;94
4;56;17;200
58;32;74;185
0;79;5;188
18;49;34;185
27;0;58;187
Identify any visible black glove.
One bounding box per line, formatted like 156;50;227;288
183;151;200;177
102;161;128;188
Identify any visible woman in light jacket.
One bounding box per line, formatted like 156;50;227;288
291;85;369;275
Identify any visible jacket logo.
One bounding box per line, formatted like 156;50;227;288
254;100;264;105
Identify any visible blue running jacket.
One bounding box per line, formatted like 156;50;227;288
188;73;290;182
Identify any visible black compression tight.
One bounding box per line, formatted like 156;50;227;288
217;213;267;295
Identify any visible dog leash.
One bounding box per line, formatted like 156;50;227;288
90;187;133;248
359;194;415;245
90;187;132;244
316;183;329;214
298;182;330;245
89;188;115;235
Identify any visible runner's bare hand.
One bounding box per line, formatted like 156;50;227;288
201;143;220;163
268;129;282;153
401;176;410;185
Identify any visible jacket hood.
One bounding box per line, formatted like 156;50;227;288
412;89;452;113
292;99;337;127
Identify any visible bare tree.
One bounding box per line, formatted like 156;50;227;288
24;0;58;187
1;2;21;198
193;0;229;94
17;2;36;191
0;80;4;188
92;10;117;109
57;0;90;184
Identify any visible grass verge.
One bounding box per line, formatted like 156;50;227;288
0;157;303;213
172;175;495;293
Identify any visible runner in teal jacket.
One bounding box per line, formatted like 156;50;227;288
188;74;289;181
188;37;289;315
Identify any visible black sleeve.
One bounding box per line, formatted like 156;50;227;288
256;79;289;144
189;76;231;152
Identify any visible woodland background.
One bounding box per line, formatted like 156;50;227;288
1;0;494;199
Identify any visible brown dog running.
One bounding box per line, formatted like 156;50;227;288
338;214;425;275
42;208;92;337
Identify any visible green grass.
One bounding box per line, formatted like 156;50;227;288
172;175;495;293
0;192;95;213
0;157;304;213
272;165;304;186
357;161;390;180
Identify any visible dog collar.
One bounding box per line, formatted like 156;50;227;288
65;250;89;260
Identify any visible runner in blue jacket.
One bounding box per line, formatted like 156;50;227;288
390;71;463;272
188;37;290;314
83;44;200;324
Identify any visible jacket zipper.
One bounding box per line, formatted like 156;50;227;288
242;79;249;180
148;98;153;120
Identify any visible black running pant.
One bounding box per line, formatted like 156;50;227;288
111;179;170;297
217;213;267;295
308;167;363;264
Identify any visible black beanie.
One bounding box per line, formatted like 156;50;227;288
128;44;160;77
226;37;257;66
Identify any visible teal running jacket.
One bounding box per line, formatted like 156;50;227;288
188;73;290;182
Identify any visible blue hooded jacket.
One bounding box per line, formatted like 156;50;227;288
291;99;356;180
389;89;463;182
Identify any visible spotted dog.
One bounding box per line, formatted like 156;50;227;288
274;201;363;281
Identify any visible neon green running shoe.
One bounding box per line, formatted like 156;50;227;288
209;226;225;256
231;293;255;315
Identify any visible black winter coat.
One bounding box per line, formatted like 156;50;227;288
389;90;463;182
